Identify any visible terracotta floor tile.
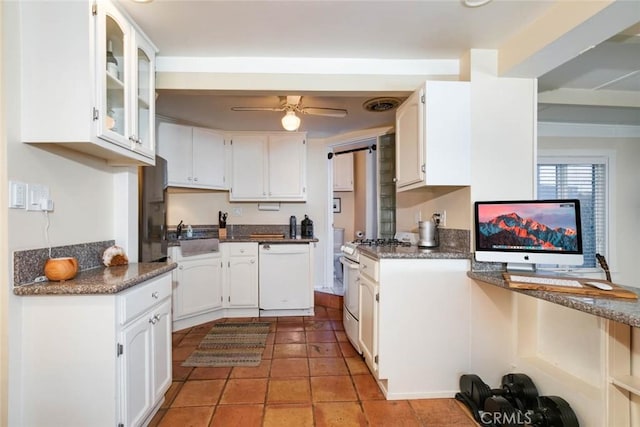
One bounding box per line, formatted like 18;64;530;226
275;331;306;344
276;323;305;332
270;358;310;377
161;381;184;408
229;359;271;378
278;316;305;323
352;375;385;400
314;401;367;427
362;400;421;427
266;332;276;345
172;344;198;362
179;333;207;346
330;320;345;331
326;308;343;320
338;341;360;358
158;406;214;427
409;398;477;425
309;357;349;376
172;333;187;347
171;379;225;407
147;408;165;427
312;308;330;320
263;403;314;427
267;377;311;404
188;367;231;380
308;342;341;358
345;357;370;375
306;330;337;343
219;378;268;405
173;362;194;381
334;330;348;342
262;344;274;359
273;343;308;358
304;320;333;331
209;404;264;427
189;321;218;334
310;375;358;402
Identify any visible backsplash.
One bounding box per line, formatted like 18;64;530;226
167;224;305;240
438;228;470;252
13;240;115;286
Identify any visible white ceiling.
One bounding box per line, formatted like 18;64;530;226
118;0;640;137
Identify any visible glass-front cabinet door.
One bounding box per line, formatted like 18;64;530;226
96;0;156;161
131;33;156;158
97;3;130;149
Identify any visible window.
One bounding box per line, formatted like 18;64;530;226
537;157;607;269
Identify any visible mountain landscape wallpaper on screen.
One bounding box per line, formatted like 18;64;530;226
478;212;579;251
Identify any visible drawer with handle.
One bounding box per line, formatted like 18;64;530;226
119;274;172;325
359;254;379;282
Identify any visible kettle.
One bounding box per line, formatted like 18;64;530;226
418;218;438;248
289;215;297;238
301;215;314;238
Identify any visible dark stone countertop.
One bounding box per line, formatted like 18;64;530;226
168;236;318;246
13;262;177;296
468;270;640;328
358;244;470;260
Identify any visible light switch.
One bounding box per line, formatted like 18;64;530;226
9;181;27;209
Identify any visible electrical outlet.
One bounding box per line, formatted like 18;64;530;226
433;210;446;227
232;207;242;217
27;184;50;211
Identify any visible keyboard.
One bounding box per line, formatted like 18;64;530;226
509;275;582;288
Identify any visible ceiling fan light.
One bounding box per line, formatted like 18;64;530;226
281;111;301;131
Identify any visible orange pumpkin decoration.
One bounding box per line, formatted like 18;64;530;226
44;257;78;281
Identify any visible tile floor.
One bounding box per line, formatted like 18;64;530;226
149;297;478;426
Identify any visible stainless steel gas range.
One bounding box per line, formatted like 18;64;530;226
340;238;412;354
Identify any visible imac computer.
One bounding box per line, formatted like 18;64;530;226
474;199;583;272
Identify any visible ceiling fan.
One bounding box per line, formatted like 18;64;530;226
231;96;348;131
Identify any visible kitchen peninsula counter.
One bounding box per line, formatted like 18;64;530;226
469;270;640;328
358;245;470;260
13;261;177;296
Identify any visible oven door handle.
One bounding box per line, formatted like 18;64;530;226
339;256;359;269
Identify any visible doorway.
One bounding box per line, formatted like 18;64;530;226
323;132;396;295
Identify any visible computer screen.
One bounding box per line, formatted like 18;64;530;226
474;199;583;271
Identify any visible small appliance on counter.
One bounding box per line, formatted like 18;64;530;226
418;217;439;248
301;215;314;238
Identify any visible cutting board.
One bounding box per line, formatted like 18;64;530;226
503;272;638;299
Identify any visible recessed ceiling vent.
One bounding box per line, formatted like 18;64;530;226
362;97;402;113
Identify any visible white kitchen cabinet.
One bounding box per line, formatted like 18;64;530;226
259;243;313;315
20;273;172;427
20;0;157;165
333;152;354;191
395;81;470;191
223;242;259;308
157;122;227;190
171;248;224;323
230;132;307;201
358;256;379;377
357;255;471;400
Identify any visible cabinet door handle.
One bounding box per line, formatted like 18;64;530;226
152;291;159;299
148;317;157;325
194;177;199;182
250;259;255;264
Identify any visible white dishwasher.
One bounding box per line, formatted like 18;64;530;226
259;243;311;310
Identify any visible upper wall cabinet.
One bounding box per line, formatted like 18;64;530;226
333;152;354;192
157;122;227;190
395;81;470;191
230;132;307;202
20;0;158;166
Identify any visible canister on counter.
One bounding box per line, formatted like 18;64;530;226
301;215;314;238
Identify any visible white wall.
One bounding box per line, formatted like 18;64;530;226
3;3;131;425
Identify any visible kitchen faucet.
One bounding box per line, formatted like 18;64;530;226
177;220;184;239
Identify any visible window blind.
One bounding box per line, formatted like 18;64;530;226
537;161;606;269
